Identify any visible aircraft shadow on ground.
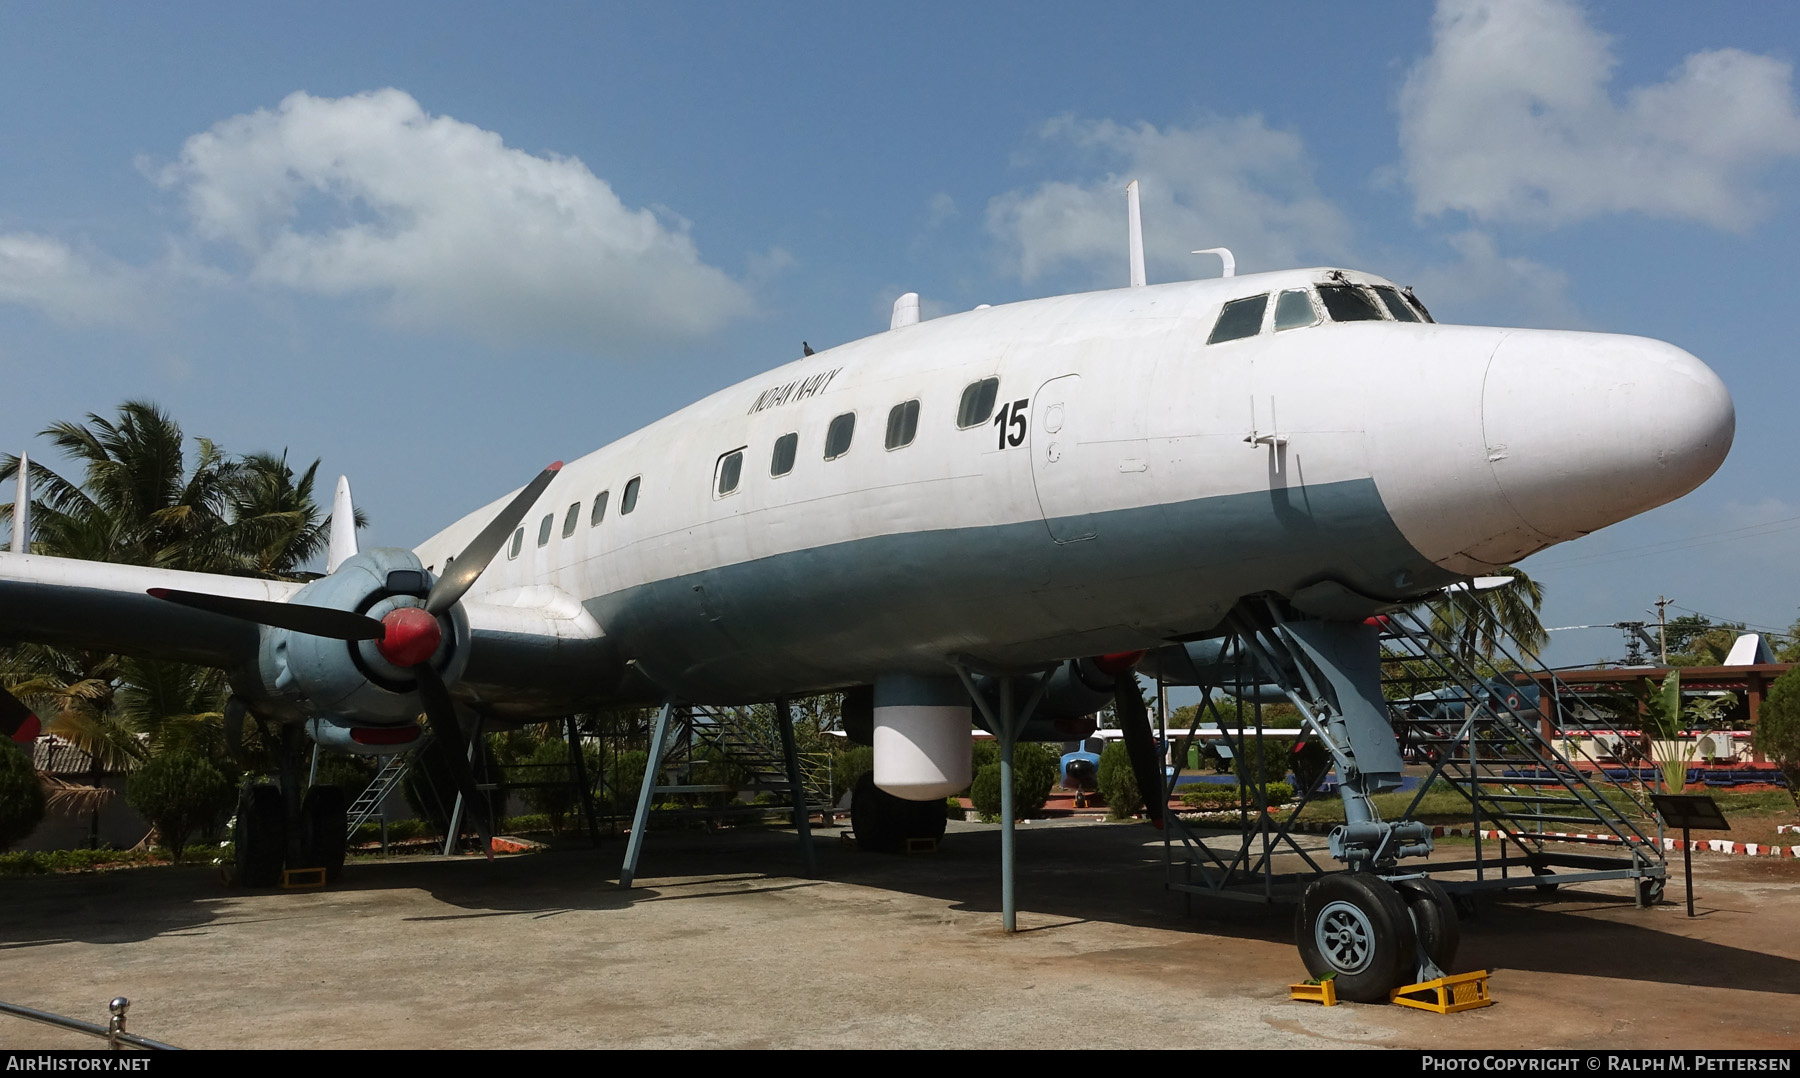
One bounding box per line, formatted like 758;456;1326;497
618;822;1800;996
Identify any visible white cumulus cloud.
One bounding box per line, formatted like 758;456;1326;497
156;89;751;351
1398;0;1800;230
986;115;1352;287
0;233;149;327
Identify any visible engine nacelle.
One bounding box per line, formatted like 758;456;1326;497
259;548;470;725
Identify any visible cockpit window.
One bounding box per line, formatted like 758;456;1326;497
1207;294;1268;344
1273;289;1319;331
1403;286;1436;323
1372;286;1421;323
1317;284;1383;323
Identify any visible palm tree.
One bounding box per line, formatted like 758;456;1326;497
1;400;242;571
0;402;352;819
1420;565;1548;669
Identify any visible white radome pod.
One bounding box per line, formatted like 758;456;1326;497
874;703;970;800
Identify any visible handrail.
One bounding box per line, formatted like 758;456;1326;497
0;997;181;1050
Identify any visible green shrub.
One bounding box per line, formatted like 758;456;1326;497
0;848;161;875
312;753;377;806
834;745;873;803
966;743;1058;821
1754;668;1800;810
517;740;603;832
1097;741;1140;820
125;750;231;862
1233;737;1296;788
0;740;45;851
1178;781;1296;813
970;763;1003;820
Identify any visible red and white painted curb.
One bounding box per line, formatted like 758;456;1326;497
1454;826;1800;859
1280;818;1800;858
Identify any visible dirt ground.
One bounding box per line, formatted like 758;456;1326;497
2;819;1796;1050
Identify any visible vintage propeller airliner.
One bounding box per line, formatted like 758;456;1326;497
0;191;1734;998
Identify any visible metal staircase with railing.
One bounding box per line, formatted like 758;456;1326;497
1380;602;1665;903
1161;588;1666;906
344;737;431;839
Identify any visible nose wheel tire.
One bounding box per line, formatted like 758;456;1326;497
1296;873;1417;1003
1394;876;1460;971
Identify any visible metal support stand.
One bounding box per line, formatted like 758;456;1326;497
443;710;488;857
566;715;601;847
955;666;1050;933
620;701;677;888
775;696;817;877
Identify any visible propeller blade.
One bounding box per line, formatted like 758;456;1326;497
413;662;493;856
426;462;562;616
1112;673;1165;829
148;588;385;641
0;683;39;743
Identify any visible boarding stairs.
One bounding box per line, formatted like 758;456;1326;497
618;701;827;887
1161;590;1665;905
1378;601;1665;902
648;705;832;818
344;738;430;839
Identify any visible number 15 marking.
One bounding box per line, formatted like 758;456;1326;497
993;398;1029;450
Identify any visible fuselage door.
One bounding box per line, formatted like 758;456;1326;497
1030;374;1097;544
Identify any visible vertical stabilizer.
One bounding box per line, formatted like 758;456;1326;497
326;475;358;573
1126;180;1147;288
9;452;28;555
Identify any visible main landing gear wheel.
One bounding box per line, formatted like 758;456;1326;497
1296;873;1418;1003
302;785;348;883
1393;876;1460;971
851;773;948;854
234;784;286;889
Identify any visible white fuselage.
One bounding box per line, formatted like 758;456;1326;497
417;268;1733;709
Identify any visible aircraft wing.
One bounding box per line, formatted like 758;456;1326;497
0;551;300;667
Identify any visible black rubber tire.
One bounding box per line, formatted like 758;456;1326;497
1637;876;1666;907
302;785;348;883
1295;872;1418;1003
1529;860;1559;894
1394;876;1460;971
851;773;947;854
234;784;286;889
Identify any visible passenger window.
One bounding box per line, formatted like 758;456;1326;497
621;476;640;515
885;399;919;450
824;412;855;460
1372;286;1420;323
508;527;523;559
957;378;999;428
1208;294;1269;344
537;514;553;547
770;432;798;477
1273;289;1319;331
715;448;745;497
561;503;580;538
1317;284;1383;322
590;490;609;526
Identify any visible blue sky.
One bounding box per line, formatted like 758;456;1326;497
0;1;1795;666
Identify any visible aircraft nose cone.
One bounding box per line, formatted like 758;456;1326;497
1481;332;1734;543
